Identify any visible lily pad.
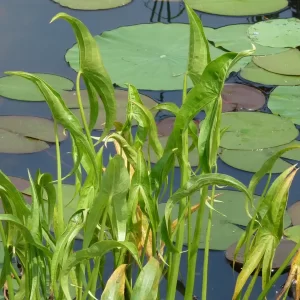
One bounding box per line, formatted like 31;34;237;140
268;86;300;125
284;225;300;242
207;24;287;55
229;57;252;74
253;49;300;76
185;0;287;16
240;62;300;86
220;112;298;150
226;239;296;269
287;202;300;226
67;90;157;130
9;176;30;191
65;23;226;90
222;84;265;112
248;18;300;48
52;0;132;10
0;74;73;101
219;140;300;173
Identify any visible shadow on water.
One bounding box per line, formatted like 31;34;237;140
1;0;300;299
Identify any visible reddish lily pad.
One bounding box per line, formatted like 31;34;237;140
287;201;300;226
226;239;296;269
222;84;265;112
9;176;30;191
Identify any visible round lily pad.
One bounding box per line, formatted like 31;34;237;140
67;90;158;130
248;18;300;48
284;225;300;242
253;49;300;76
52;0;132;10
9;176;30;191
185;0;287;16
0;74;73;101
229;57;252;74
226;239;296;269
65;23;226;90
287;202;300;226
268;86;300;125
207;24;287;55
219;140;300;173
240;62;300;86
220;112;298;150
222;84;265;112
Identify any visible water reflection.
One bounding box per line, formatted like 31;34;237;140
144;0;185;23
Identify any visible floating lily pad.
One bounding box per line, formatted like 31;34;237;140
222;84;265;112
219;140;300;173
240;62;300;86
0;74;73;101
207;24;287;55
268;86;300;124
9;176;30;191
52;0;132;10
284;225;300;242
229;57;252;74
226;239;296;269
67;90;157;130
185;0;287;16
220;112;298;150
287;202;300;226
253;49;300;76
248;18;300;48
65;23;226;90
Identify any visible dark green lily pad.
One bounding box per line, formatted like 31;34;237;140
186;0;287;16
220;112;298;150
207;24;287;55
268;86;300;125
248;18;300;48
253;49;300;76
226;239;296;269
0;74;73;101
67;90;157;130
222;84;265;112
52;0;132;10
219;141;300;173
65;24;226;90
240;62;300;86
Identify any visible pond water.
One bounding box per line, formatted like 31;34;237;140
1;0;300;299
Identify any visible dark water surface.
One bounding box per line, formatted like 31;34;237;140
1;0;300;299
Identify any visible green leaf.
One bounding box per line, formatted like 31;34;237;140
186;0;287;16
206;24;288;55
284;225;300;243
65;23;227;90
131;258;161;300
101;264;127;300
0;74;73;101
52;12;116;142
253;49;300;76
240;61;300;86
219;112;298;150
185;2;211;84
52;0;132;10
248;18;300;48
61;241;141;300
219;141;300;173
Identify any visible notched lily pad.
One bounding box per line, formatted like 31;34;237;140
226;239;296;269
220;112;298;150
65;89;158;130
52;0;132;10
222;84;265;112
0;74;73;101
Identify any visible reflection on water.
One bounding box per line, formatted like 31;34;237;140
144;0;185;23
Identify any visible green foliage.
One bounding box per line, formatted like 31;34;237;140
0;5;298;300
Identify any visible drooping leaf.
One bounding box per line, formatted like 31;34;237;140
248;18;300;48
207;24;288;55
131;257;161;300
0;74;73;101
65;23;227;90
268;86;300;124
186;0;287;16
101;264;127;300
222;83;265;112
219;112;298;150
219;140;300;173
240;61;300;86
253;49;300;76
52;0;132;10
